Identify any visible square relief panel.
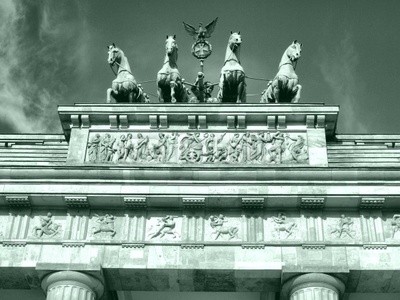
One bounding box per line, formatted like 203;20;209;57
324;212;362;243
145;211;182;242
204;212;242;242
88;210;123;241
29;210;66;240
264;211;301;242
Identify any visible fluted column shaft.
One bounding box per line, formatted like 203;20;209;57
281;273;345;300
41;271;104;300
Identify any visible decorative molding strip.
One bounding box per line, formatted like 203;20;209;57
241;244;265;249
242;197;264;209
363;244;387;250
181;244;205;249
2;241;27;247
62;242;85;248
5;195;31;207
122;243;145;248
300;197;325;209
64;196;89;208
182;197;205;208
124;197;147;208
360;197;385;209
302;244;326;250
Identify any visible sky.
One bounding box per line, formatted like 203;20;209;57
0;0;400;134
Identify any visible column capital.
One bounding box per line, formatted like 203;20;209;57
41;271;104;299
281;273;345;300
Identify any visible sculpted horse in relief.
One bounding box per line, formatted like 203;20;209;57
261;40;302;103
157;35;188;103
107;44;147;103
217;32;246;103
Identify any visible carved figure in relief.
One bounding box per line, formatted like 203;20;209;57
283;134;308;162
267;131;285;164
251;132;272;162
88;134;101;162
391;215;400;238
149;216;179;239
134;133;149;161
111;134;126;163
99;134;114;162
203;133;216;162
228;133;243;162
218;32;246;103
210;214;239;240
213;133;228;162
179;133;204;162
92;214;116;238
166;133;179;162
260;40;302;103
33;213;61;238
331;215;354;239
272;213;296;239
150;133;168;162
123;133;135;161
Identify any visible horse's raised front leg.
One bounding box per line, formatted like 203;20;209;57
292;84;302;103
170;81;177;103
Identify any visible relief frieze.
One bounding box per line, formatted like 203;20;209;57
85;131;309;165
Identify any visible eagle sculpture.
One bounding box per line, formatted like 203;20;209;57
182;17;218;41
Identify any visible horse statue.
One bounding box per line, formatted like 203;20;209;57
261;40;302;103
217;32;246;103
107;43;148;103
157;35;188;103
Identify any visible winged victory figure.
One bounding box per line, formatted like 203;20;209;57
183;17;218;41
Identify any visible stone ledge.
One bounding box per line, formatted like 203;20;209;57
302;244;326;250
363;244;387;250
180;244;205;249
2;241;27;247
62;242;85;248
121;243;145;248
241;244;265;249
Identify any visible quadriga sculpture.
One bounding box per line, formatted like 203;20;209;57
107;44;147;103
261;40;302;103
157;35;188;103
217;32;246;103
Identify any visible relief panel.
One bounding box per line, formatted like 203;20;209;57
145;213;182;242
264;211;300;241
324;212;362;243
204;213;242;242
85;131;309;165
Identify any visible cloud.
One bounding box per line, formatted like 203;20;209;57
318;32;366;133
0;0;88;133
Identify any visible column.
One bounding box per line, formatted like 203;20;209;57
281;273;345;300
41;271;104;300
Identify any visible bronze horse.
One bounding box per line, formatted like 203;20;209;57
157;35;188;103
261;40;302;103
107;44;147;103
217;32;246;103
